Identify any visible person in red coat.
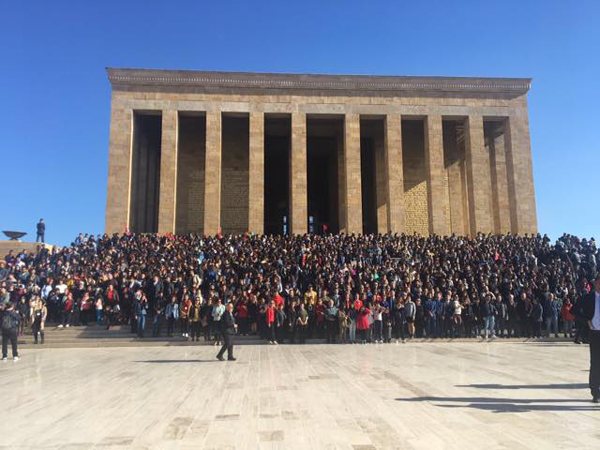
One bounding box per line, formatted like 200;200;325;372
356;307;371;344
266;300;277;344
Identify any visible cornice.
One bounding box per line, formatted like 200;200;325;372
106;68;531;94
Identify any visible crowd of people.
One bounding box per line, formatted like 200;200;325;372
0;231;598;353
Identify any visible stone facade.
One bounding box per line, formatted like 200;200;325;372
105;68;537;237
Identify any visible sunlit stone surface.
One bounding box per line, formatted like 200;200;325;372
0;342;597;449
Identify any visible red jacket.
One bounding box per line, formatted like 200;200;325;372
237;303;248;318
357;308;371;330
266;306;275;325
273;294;284;308
315;304;325;323
561;304;575;322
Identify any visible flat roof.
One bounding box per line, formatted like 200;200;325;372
107;68;531;95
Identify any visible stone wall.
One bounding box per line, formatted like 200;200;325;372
402;120;429;235
221;117;249;234
176;116;205;234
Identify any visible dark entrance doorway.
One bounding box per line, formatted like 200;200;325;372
307;117;341;234
264;116;290;235
130;112;162;233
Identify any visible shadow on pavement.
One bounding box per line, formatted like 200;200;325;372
455;383;587;390
395;395;598;413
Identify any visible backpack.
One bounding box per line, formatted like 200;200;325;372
1;311;19;332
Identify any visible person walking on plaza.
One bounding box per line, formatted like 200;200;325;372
36;219;45;243
2;302;21;361
574;275;600;403
216;302;236;361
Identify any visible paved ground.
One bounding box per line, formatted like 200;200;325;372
0;341;598;449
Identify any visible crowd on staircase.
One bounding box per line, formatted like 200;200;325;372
0;231;598;352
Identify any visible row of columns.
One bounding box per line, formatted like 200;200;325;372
106;109;532;237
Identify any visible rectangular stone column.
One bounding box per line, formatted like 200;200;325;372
290;112;307;235
105;106;133;235
424;115;448;236
464;115;493;235
248;112;264;234
488;122;512;234
203;111;222;235
337;128;347;234
158;110;178;234
384;115;405;234
505;112;538;235
375;134;387;234
343;114;363;234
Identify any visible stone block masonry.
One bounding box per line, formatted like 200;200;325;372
105;69;537;237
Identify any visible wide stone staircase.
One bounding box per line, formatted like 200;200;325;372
19;324;270;349
17;324;570;349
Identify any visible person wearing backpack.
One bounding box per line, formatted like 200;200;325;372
2;302;21;360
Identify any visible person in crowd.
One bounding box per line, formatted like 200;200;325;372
451;295;463;339
287;300;298;343
165;295;180;337
324;299;338;344
296;303;309;344
16;295;29;337
393;297;406;343
235;298;248;336
266;300;277;344
212;298;225;345
180;294;192;338
544;293;560;338
561;298;575;338
531;298;544;339
95;293;103;326
134;293;148;338
357;306;371;344
189;296;202;342
337;308;349;344
481;294;497;340
30;296;47;344
2;302;20;360
275;303;287;344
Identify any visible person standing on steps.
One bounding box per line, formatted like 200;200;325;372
2;302;21;361
31;297;47;344
36;219;45;243
216;302;237;361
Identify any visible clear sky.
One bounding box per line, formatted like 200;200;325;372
1;1;598;246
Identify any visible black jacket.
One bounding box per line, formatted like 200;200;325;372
221;310;236;334
574;291;598;322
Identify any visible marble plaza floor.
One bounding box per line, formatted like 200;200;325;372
0;341;598;450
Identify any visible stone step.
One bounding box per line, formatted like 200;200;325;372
13;335;574;350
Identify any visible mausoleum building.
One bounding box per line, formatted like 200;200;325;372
105;68;537;237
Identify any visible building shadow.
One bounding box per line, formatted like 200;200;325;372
395;396;598;413
455;383;587;390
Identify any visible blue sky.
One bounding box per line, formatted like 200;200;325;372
1;1;598;246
